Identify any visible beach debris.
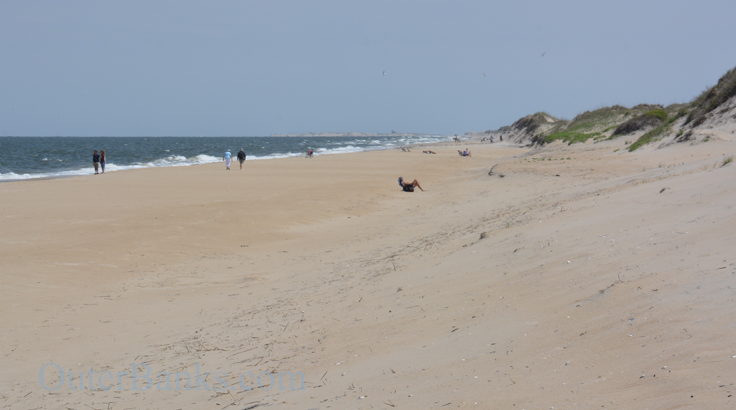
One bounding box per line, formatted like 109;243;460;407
488;164;505;177
479;232;488;240
659;187;668;194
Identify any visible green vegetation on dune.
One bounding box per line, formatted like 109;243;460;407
612;108;667;137
542;105;661;145
627;113;683;151
644;109;668;121
686;67;736;127
545;104;689;149
543;131;600;145
491;65;735;149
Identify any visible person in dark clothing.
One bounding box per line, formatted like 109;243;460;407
92;150;100;175
99;150;106;174
237;148;246;170
397;176;423;192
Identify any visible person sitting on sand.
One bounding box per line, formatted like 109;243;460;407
458;148;471;157
397;176;423;192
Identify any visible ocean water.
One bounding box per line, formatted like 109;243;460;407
0;135;449;181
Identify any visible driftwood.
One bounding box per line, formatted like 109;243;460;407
488;164;505;178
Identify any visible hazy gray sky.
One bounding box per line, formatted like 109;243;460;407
1;0;734;136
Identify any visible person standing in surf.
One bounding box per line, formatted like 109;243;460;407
99;150;106;174
92;150;100;175
223;150;232;170
237;148;246;170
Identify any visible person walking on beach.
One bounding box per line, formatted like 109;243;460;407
92;150;101;175
306;148;314;158
398;176;424;192
223;150;232;170
237;148;246;169
99;150;106;174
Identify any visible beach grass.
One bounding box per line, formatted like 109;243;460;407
544;131;599;145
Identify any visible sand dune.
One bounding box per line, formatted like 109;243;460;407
1;136;735;409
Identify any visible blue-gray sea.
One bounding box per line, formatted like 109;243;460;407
0;135;449;181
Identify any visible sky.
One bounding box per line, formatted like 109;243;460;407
1;0;735;136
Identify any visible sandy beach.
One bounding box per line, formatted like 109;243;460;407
1;135;736;409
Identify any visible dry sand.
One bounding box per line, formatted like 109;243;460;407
1;135;736;409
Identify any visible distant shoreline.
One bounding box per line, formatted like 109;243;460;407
0;136;456;183
269;132;445;138
1;133;447;138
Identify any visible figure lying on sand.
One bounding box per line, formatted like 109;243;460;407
398;177;423;192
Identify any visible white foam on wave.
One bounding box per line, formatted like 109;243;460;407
0;168;96;181
315;145;363;155
247;152;303;160
0;153;224;181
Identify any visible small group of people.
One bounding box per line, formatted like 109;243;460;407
458;148;471;157
225;147;317;169
480;135;503;143
224;148;247;170
92;150;106;174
